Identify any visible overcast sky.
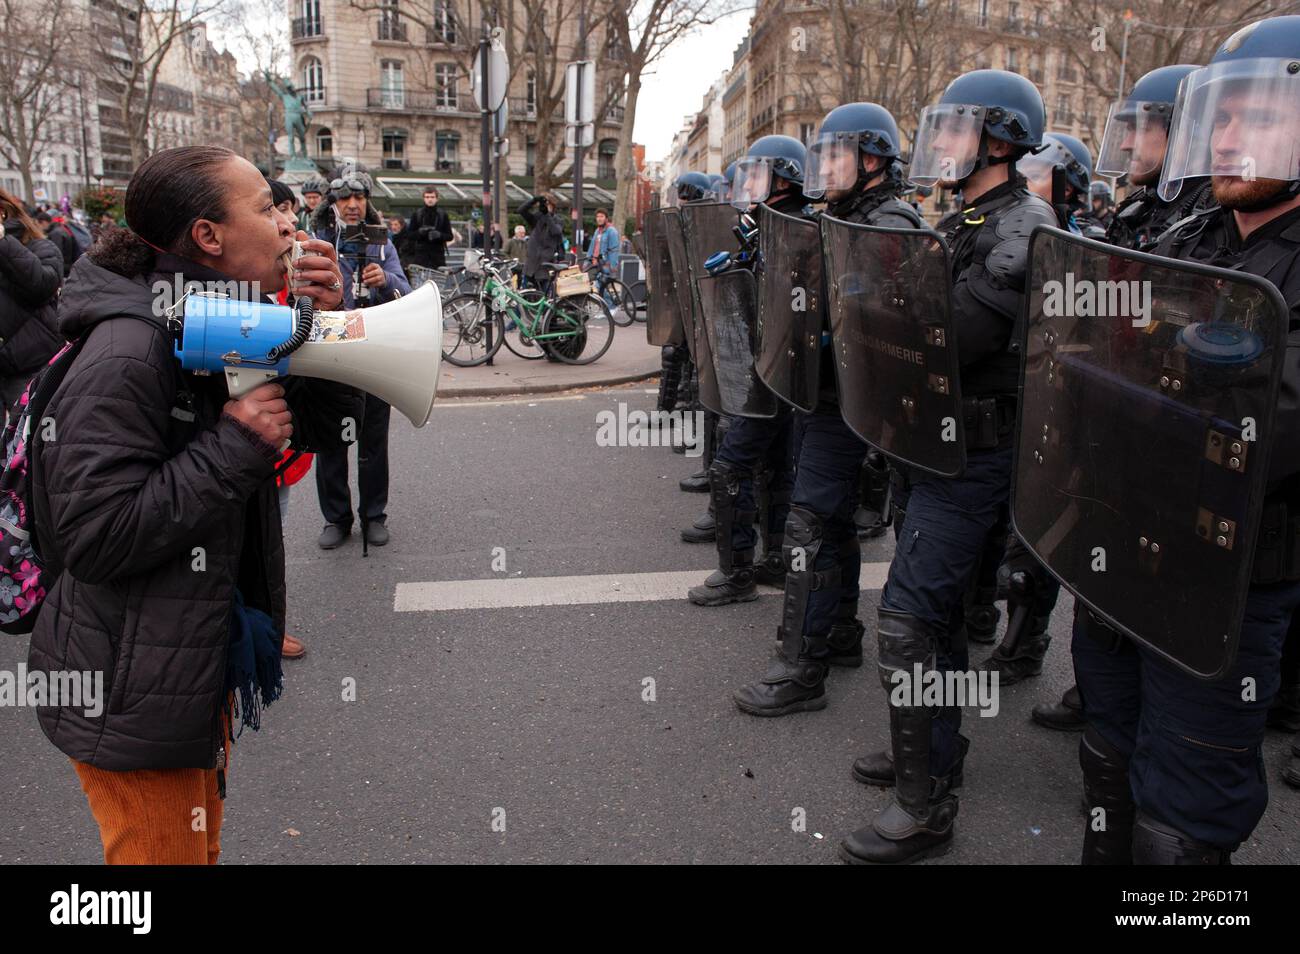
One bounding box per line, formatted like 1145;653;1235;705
225;3;753;166
632;8;754;163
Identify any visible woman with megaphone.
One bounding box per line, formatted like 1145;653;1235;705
25;145;365;864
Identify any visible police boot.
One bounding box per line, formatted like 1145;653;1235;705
851;733;969;788
1132;813;1231;865
732;627;829;717
981;569;1050;684
688;460;757;606
827;617;865;668
1284;737;1300;790
1079;727;1134;865
679;470;709;493
688;549;757;606
680;508;716;544
1032;684;1086;731
755;529;786;587
965;585;1001;645
840;610;957;865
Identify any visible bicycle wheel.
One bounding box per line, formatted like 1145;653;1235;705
541;293;615;365
500;289;547;360
603;278;637;327
441;294;505;367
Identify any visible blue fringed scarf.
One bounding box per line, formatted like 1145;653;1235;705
224;588;284;738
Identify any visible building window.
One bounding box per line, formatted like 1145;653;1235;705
382;127;408;169
1006;47;1018;72
316;126;333;156
299;0;322;35
380;59;404;108
526;137;535;177
799;122;814;144
300;55;325;104
436;130;460;170
597;138;617;179
435;63;457;108
525;70;536;115
978;0;989;27
606;26;625;61
433;0;456;42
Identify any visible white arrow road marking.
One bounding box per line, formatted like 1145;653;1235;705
394;563;893;612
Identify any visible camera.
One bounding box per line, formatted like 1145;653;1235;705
339;223;390;303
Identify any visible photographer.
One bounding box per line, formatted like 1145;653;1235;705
0;188;64;419
519;192;564;290
25;145;362;864
310;167;410;550
406;186;452;269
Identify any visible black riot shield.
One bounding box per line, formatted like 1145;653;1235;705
1013;226;1289;679
643;207;685;347
678;202;743;416
755;204;823;412
820;216;966;476
695;268;778;418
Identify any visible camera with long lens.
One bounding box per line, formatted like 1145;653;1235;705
339;222;390;304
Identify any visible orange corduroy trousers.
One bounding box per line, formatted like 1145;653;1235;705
72;734;231;865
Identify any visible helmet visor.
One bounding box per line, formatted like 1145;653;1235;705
909;104;985;186
1159;59;1300;201
1096;100;1174;178
804;131;865;199
730;157;774;209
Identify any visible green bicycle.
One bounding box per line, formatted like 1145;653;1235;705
440;257;615;367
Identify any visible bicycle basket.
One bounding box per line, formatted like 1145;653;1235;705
464;247;484;276
555;266;592;298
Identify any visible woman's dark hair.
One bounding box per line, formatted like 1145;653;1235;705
90;145;237;276
0;187;45;245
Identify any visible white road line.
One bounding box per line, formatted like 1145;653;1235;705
394;563;892;612
435;394;588;408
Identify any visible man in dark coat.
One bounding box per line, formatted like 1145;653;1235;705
0;198;64;415
519;192;564;288
406;186;453;268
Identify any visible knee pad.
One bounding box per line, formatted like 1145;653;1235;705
875;608;936;692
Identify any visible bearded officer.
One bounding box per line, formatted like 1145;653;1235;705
1074;16;1300;863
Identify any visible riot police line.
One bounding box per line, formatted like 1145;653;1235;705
642;14;1300;866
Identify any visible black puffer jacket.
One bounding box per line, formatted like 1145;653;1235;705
519;197;565;280
27;253;363;770
0;234;64;377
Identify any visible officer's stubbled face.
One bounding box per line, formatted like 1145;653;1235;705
822;144;860;202
336;192;366;225
1210;91;1296;208
1122;117;1168;187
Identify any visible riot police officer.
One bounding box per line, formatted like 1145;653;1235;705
1073;16;1300;864
731;105;924;714
1099;65;1216;251
839;70;1058;864
686;136;806;607
1031;65;1215;734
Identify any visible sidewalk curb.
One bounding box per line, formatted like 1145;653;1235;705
436;366;660;399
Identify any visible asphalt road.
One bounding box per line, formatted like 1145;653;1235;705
1;384;1296;864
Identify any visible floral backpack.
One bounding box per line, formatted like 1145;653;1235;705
0;314;162;635
0;339;85;634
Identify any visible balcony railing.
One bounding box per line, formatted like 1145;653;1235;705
377;18;407;42
605;104;625;123
510;97;538;118
366;88;466;113
434;159;462;173
292;16;323;40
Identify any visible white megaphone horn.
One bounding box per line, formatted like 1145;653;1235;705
172;282;444;426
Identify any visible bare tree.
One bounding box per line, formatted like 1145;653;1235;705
88;0;227;167
1042;0;1291;145
220;0;290;171
0;0;83;198
601;0;742;232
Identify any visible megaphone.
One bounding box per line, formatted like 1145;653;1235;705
173;283;443;426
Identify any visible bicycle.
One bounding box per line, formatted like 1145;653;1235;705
581;260;638;327
441;257;615;367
